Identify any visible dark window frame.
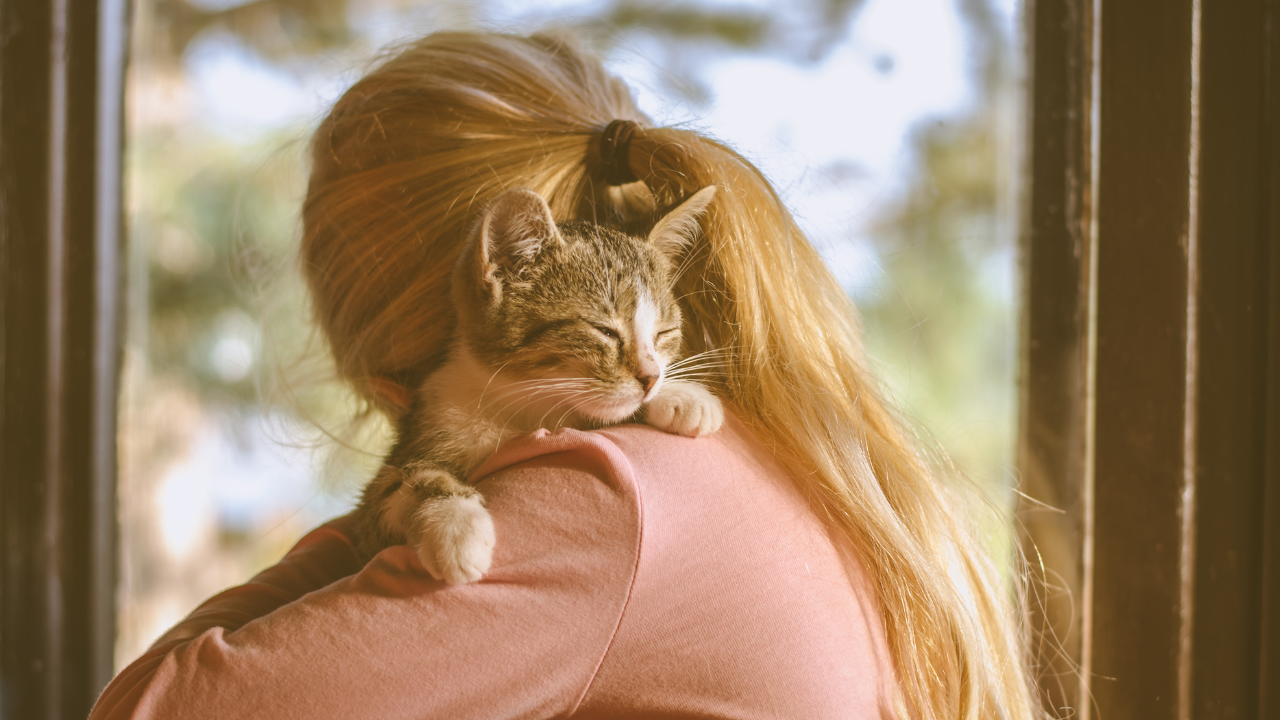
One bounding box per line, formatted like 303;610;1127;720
1019;0;1280;717
0;0;128;718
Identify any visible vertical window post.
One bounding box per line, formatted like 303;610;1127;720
0;0;128;718
1022;1;1280;718
1018;0;1091;713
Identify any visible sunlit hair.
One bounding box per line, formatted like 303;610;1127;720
301;31;1041;720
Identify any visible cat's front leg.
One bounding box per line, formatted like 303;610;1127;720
393;466;495;585
644;380;724;438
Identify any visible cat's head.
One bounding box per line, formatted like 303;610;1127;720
452;186;716;425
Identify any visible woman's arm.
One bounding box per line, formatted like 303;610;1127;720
91;432;643;720
91;518;363;718
149;517;363;648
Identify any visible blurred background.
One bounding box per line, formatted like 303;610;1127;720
119;0;1023;667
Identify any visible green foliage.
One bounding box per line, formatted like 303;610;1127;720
859;111;1016;485
601;2;770;47
131;128;310;405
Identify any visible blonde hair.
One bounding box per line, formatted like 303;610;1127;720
302;32;1040;720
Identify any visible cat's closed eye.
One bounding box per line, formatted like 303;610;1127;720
587;323;622;342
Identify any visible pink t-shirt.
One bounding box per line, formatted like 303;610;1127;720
91;415;895;719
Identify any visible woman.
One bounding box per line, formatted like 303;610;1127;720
92;32;1039;719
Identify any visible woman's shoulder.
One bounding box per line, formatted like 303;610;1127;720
474;409;800;520
476;415;895;719
470;412;812;590
478;412;864;588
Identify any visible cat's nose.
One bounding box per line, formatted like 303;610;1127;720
636;374;659;396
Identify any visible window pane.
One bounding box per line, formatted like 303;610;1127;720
118;0;1023;668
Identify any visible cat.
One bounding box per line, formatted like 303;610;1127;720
349;185;724;584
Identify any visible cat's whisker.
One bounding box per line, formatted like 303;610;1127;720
665;359;735;372
666;354;737;368
475;361;514;410
497;379;596;395
476;384;557;412
493;393;566;434
660;358;732;368
502;376;594;386
552;400;591;431
476;378;594;408
664;363;735;377
493;387;595;437
665;368;723;380
666;356;713;370
485;382;597;422
670;358;732;368
664;346;742;368
485;385;590;420
664;368;734;379
480;387;564;420
533;389;600;431
664;364;732;377
664;373;721;383
474;379;588;402
484;382;592;401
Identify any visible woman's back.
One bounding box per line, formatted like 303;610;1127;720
90;416;891;719
570;417;892;717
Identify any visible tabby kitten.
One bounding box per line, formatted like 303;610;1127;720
350;186;723;584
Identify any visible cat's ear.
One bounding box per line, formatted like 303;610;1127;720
647;186;717;257
474;188;561;298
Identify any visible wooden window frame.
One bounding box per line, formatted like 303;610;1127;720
1020;0;1280;718
0;0;128;718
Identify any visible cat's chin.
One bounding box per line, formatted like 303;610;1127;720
574;397;643;425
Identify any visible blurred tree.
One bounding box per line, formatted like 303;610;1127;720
145;0;866;67
860;112;1014;482
856;0;1017;484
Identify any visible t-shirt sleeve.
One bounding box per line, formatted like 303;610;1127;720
89;436;642;720
147;518;365;648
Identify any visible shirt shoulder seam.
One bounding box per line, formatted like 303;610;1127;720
565;430;645;717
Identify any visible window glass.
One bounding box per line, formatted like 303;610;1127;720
119;0;1023;667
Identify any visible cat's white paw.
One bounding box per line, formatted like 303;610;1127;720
411;495;495;585
645;381;724;438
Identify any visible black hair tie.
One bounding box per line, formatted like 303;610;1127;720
599;119;641;186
